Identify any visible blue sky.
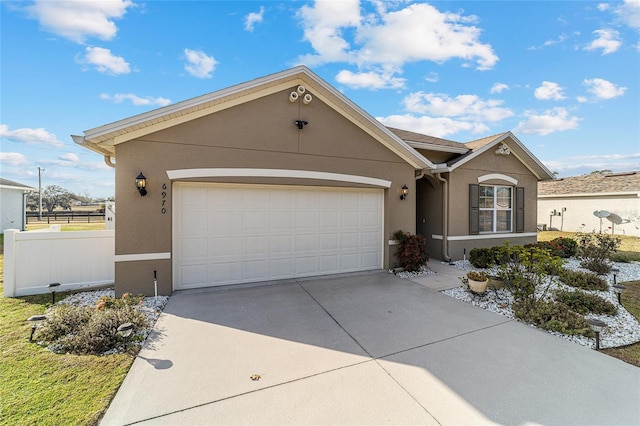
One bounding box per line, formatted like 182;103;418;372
1;0;638;199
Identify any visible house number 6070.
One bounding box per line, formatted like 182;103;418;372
161;183;167;214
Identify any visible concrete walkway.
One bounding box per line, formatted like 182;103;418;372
101;270;640;425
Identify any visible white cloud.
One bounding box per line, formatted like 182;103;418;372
377;114;489;138
79;46;130;75
514;107;580;136
297;0;361;64
615;0;640;30
583;78;627;99
100;93;171;106
335;69;405;89
0;152;30;167
534;81;566;100
597;3;611;12
402;92;513;122
244;6;265;32
490;83;509;94
183;48;217;79
576;96;589;103
25;0;133;44
0;124;64;147
296;1;498;82
424;72;439;83
585;29;621;54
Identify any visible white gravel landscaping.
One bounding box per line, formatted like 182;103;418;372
48;289;168;354
441;259;640;349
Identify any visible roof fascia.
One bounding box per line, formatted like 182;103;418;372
0;184;34;191
449;132;554;180
407;141;469;154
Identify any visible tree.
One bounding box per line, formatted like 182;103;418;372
26;185;77;212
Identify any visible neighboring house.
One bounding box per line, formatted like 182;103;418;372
73;66;554;296
538;171;640;237
0;178;33;233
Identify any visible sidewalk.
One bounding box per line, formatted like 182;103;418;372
409;260;467;291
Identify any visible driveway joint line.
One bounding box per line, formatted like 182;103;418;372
296;279;374;358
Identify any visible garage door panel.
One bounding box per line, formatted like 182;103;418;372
175;184;382;289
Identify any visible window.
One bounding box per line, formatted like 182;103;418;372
479;185;512;233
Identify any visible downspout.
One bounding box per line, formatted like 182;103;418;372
435;172;451;262
104;156;116;168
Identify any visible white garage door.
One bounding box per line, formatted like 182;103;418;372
174;183;383;289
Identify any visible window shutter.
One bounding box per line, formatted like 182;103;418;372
515;186;525;233
469;184;479;235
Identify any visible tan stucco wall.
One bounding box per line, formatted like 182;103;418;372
426;146;540;261
113;87;417;295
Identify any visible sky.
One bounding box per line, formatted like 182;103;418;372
1;0;639;199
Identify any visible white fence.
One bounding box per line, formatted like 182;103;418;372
3;228;115;297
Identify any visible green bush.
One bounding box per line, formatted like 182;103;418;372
393;230;428;272
576;232;620;274
469;247;495;268
39;295;148;355
550;237;578;258
608;251;640;263
554;290;618;316
513;299;594;337
558;268;608;291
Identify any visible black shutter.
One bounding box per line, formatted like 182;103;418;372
515;186;525;233
469;184;479;235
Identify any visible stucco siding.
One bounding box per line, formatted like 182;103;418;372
112;87;417;295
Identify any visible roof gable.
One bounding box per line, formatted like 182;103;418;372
74;66;432;170
444;132;555;181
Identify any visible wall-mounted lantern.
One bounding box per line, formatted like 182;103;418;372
400;185;409;200
135;173;147;196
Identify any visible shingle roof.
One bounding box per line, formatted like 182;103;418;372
385;127;467;150
465;132;509;151
538;171;640;195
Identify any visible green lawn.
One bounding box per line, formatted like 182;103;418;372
0;233;132;425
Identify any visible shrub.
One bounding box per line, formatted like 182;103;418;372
513;299;594;337
39;295;148;355
392;230;428;272
469;247;495;268
576;232;621;274
558;268;608;291
550;237;578;258
554;290;618;316
608;251;640;263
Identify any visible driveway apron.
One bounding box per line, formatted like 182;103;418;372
101;272;640;425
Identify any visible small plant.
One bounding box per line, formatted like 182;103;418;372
576;232;621;274
550;237;578;258
467;271;488;281
469;247;495;268
554;290;618;316
513;299;594;337
392;230;428;272
558;268;608;291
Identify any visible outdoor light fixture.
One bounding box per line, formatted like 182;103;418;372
586;318;607;350
135;173;147;196
294;120;308;129
27;315;46;342
47;282;60;305
117;322;134;338
400;185;409;200
613;283;626;305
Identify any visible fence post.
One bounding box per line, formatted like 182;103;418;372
3;229;18;297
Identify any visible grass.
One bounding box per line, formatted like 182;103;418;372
25;222;106;232
600;280;640;367
0;234;132;425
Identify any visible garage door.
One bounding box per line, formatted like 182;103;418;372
174;183;383;289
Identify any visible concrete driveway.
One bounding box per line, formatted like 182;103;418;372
101;272;640;425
